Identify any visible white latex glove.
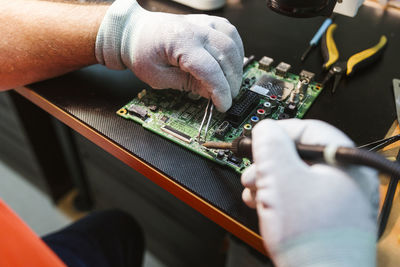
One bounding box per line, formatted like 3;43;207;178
242;119;379;267
95;0;244;112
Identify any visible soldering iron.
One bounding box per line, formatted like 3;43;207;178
203;136;400;178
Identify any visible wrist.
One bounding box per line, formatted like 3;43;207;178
95;0;147;70
272;229;376;267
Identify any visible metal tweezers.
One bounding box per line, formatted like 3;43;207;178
197;99;214;143
358;134;400;152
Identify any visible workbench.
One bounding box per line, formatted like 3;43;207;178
13;0;400;261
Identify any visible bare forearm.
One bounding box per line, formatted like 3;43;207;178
0;0;109;91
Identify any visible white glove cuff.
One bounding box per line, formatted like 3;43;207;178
273;229;376;267
95;0;146;70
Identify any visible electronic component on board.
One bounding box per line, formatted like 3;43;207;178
263;102;272;115
214;121;231;139
148;105;158;111
284;103;298;117
275;62;291;77
259;56;274;71
228;154;243;166
268;95;279;108
243;124;252;137
216;151;225;159
137;89;147;100
226;90;260;127
250;116;260;126
161;125;192;144
299;70;315;82
160;116;169;123
250;75;294;99
278;113;290;120
243;55;256;70
127;104;147;118
257;109;266;119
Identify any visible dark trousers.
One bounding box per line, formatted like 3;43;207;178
42;210;145;267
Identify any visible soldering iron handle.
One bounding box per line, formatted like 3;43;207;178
232;137;253;159
232;137;400;179
295;143;325;161
232;137;327;161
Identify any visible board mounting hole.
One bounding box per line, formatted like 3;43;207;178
117;108;127;115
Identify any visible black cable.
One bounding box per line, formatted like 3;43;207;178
334;147;400;178
377;150;400;239
295;144;400;178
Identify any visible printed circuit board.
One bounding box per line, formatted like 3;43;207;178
117;56;323;173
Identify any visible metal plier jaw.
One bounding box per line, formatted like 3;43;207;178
322;62;347;93
321;23;388;93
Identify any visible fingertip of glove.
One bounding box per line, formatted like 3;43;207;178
252;119;300;164
242;188;257;209
212;92;232;113
241;164;256;187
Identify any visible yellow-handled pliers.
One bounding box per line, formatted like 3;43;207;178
321;24;388;93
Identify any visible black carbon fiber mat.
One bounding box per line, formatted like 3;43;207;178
27;0;398;234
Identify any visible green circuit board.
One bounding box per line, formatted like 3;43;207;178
117;57;323;173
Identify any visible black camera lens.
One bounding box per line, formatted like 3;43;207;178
266;0;337;18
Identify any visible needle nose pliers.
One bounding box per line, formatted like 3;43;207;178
321;24;388;93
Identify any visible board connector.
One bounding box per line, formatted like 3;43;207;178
127;104;148;118
161;125;192;144
226;91;259;127
214;121;231;139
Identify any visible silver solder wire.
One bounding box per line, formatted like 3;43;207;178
204;104;214;141
197;99;211;141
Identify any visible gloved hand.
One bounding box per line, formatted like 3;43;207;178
242;119;379;267
95;0;244;112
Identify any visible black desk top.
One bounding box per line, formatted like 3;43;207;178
26;0;399;237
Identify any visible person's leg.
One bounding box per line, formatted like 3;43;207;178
42;210;145;267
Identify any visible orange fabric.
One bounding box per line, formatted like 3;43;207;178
0;199;66;267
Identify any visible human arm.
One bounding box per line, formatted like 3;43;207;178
0;0;109;91
0;0;243;112
242;119;379;267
